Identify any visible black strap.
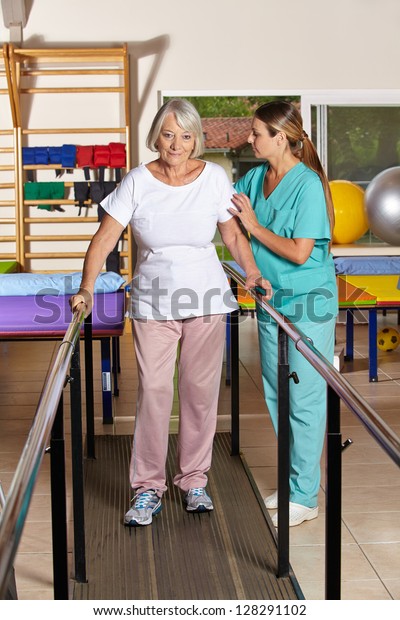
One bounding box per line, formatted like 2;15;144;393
90;182;105;205
98;166;105;183
74;182;90;216
103;181;116;198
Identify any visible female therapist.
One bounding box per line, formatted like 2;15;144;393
230;101;337;527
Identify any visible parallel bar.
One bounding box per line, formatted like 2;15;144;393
222;262;400;467
222;261;400;601
294;337;400;465
0;485;17;600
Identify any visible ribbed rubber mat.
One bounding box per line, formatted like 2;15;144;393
73;433;300;600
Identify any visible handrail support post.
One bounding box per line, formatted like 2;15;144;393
277;326;290;577
70;346;87;584
230;279;240;456
50;394;69;599
84;313;95;459
325;385;342;600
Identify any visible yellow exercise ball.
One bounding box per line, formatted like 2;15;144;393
377;327;400;352
330;180;369;244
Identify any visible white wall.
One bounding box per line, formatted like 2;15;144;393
1;0;400;163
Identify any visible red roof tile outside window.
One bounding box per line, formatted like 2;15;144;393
202;117;252;151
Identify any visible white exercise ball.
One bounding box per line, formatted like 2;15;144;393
364;167;400;245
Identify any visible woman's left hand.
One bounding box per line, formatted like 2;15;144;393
229;193;260;235
69;288;93;318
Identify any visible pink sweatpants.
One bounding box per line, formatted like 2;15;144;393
130;314;226;496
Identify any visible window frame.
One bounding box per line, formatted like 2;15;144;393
162;88;400;157
161;89;400;253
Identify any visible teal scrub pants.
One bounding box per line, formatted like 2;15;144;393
257;315;336;508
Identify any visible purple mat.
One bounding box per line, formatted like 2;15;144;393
0;291;125;337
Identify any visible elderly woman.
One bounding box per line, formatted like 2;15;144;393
70;98;270;527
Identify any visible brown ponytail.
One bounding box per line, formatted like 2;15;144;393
302;137;335;247
255;102;335;245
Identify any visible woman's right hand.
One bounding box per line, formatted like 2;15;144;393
253;276;273;301
69;288;93;318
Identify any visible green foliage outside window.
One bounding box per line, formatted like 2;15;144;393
165;95;299;118
327;107;400;184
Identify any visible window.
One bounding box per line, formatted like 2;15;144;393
304;92;400;246
162;90;400;248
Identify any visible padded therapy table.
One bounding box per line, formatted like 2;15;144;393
0;290;125;423
338;274;400;382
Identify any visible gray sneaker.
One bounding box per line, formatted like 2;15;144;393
184;487;214;512
124;489;162;526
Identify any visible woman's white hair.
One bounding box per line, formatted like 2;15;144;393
146;98;204;158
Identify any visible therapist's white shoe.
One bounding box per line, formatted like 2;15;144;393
264;491;278;510
272;502;318;528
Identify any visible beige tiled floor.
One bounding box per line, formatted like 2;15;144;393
1;313;399;600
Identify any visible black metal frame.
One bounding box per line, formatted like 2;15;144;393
0;308;87;600
50;395;69;598
49;345;87;597
0;305;124;600
277;327;290;577
225;263;400;600
325;386;342;599
2;265;399;601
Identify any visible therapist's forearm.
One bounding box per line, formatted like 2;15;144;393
249;224;313;265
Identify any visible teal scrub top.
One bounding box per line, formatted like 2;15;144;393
235;162;338;323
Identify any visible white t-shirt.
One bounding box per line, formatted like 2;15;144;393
101;161;239;320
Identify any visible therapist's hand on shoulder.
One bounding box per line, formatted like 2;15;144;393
229;193;260;235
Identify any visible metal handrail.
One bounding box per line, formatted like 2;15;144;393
225;261;400;597
223;261;400;468
0;307;86;600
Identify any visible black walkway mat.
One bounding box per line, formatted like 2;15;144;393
73;433;300;600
